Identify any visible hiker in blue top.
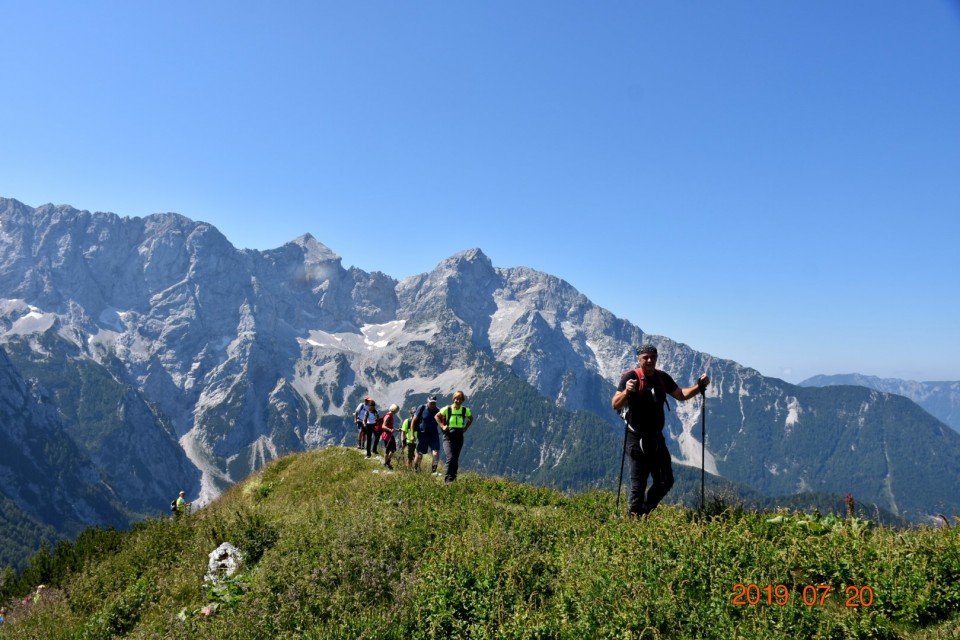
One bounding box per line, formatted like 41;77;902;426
611;344;709;517
354;397;371;450
436;390;473;483
358;399;381;458
412;396;442;474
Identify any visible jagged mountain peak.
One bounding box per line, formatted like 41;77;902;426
429;248;499;292
142;210;215;237
0;196;33;217
444;247;492;267
287;233;340;263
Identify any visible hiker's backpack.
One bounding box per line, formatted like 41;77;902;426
170;499;177;513
374;414;385;433
379;412;394;440
414;404;427;431
443;406;469;428
629;368;671;413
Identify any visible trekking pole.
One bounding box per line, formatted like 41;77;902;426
615;408;629;516
700;385;706;515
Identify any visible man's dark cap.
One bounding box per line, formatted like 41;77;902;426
637;344;658;356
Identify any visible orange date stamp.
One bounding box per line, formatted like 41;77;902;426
732;583;874;607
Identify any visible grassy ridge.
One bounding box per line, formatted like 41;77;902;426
3;447;959;639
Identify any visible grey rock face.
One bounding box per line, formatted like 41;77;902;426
0;347;127;533
2;197;960;525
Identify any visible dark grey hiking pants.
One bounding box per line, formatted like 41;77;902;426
441;429;465;482
626;429;674;516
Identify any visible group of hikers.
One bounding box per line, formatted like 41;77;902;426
347;340;709;518
169;342;707;519
0;584;46;624
170;392;476;514
353;392;474;483
349;341;707;518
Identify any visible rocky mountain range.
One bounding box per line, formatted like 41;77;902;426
0;342;129;535
2;196;959;564
800;373;960;433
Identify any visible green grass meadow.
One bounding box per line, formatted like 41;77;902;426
2;447;959;639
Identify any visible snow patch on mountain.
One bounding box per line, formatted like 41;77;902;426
299;320;408;353
98;306;127;332
361;321;405;349
0;299;56;336
11;310;55;336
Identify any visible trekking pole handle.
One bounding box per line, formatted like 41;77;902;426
697;374;710;394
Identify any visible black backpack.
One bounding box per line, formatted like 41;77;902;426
170;499;177;513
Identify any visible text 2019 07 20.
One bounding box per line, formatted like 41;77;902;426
731;583;874;608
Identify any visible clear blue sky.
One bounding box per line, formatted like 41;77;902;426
2;1;959;384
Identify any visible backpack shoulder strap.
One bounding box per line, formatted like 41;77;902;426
653;370;672;412
631;369;672;410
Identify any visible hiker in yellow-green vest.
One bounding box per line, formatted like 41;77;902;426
436;390;474;483
400;408;416;469
175;490;191;516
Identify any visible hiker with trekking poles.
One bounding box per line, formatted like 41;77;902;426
611;344;709;518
